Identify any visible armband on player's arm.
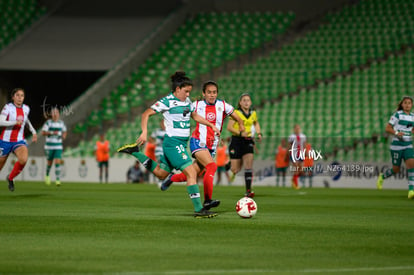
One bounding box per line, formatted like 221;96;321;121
0;114;17;127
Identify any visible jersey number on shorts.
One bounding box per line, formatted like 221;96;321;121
176;145;185;153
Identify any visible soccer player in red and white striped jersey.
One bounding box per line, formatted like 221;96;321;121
288;124;306;189
161;81;244;210
0;88;37;191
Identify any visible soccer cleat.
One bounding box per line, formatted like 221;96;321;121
194;208;218;218
377;173;384;190
6;175;14;192
55;180;61;187
160;173;173;191
408;190;414;199
117;143;139;155
203;199;220;210
45;175;51;186
245;191;255;198
292;180;300;190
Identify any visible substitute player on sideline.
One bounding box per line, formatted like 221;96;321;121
42;107;67;186
0;88;37;191
377;96;414;199
117;72;221;218
160;80;244;210
95;134;110;183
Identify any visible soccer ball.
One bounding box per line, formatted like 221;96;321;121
236;197;257;218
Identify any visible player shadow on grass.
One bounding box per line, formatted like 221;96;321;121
10;194;51;199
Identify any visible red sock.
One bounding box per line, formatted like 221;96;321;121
292;174;299;187
9;162;25;180
203;163;217;201
171;173;187;182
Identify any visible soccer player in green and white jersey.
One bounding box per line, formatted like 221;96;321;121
118;71;220;218
377;96;414;199
42;107;67;186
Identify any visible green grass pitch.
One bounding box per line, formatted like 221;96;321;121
1;182;414;274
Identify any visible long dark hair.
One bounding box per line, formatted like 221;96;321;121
11;88;25;100
202;80;218;93
397;96;413;111
171;71;192;92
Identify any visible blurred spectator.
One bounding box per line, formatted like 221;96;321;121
275;138;289;187
301;142;314;188
127;161;144;183
94;134;110;183
215;140;230;185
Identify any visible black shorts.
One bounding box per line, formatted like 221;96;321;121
229;136;255;159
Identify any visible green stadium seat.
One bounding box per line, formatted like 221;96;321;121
87;110;102;128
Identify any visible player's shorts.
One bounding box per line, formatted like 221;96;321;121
189;137;215;158
390;147;414;167
276;167;288;173
229;136;254;159
0;140;27;157
98;161;109;168
160;136;192;172
45;149;62;161
217;166;226;173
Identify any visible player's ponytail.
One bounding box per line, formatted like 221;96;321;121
171;71;192;91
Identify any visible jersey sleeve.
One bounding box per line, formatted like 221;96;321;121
42;121;49;132
389;112;399;126
252;111;258;123
1;104;9;117
224;101;234;116
24;104;30;113
229;110;238;121
151;99;169;113
288;135;295;144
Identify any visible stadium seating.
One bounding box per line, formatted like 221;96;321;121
0;0;47;51
218;0;414;106
67;0;414;163
257;47;414;160
66;11;295;157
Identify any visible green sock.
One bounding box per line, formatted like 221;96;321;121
132;152;157;172
46;165;51;176
55;164;61;181
383;168;394;179
408;168;414;191
187;185;203;212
